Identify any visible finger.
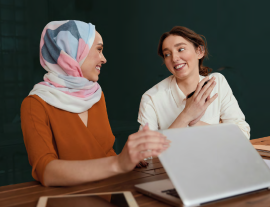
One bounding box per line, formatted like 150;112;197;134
193;76;209;97
139;149;166;160
137;142;170;153
189;120;196;126
151;148;168;156
189;109;205;126
140;160;148;166
139;151;155;160
131;135;171;149
129;130;166;141
136;163;142;168
200;80;216;102
206;93;218;107
197;76;216;100
143;123;149;131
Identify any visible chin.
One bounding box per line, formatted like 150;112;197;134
87;76;99;82
174;71;190;80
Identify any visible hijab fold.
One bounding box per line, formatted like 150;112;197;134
29;20;101;113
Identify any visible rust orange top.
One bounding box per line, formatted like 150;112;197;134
21;93;116;185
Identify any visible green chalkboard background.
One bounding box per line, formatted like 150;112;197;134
0;0;269;186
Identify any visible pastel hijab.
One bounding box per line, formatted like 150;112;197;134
29;20;101;113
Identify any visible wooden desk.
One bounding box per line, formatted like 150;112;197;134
1;137;270;207
250;136;270;145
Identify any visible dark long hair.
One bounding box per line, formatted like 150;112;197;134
157;26;212;76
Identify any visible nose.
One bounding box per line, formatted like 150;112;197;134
172;52;180;63
101;53;107;64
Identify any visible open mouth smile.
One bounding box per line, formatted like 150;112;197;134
174;63;186;70
96;65;101;73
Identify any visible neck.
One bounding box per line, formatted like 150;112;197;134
176;70;200;96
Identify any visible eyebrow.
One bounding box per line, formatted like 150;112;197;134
97;43;103;46
162;42;187;52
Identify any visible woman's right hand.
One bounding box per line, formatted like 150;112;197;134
182;76;218;124
115;124;170;173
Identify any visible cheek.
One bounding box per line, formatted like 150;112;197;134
187;51;197;62
164;59;172;70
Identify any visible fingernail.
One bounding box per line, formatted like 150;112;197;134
163;144;169;148
145;123;149;127
165;139;171;143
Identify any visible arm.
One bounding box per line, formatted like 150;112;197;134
43;125;169;186
43;155;119;186
219;75;250;139
138;94;159;130
191;121;209;126
21;98;169;186
137;93;193;130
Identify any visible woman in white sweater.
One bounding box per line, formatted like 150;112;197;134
138;26;250;139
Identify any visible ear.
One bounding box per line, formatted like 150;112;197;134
196;45;205;60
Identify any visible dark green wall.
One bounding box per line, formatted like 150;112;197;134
0;0;269;186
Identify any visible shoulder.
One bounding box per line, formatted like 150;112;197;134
204;72;229;87
207;72;226;82
21;95;53;122
20;95;50;126
208;72;231;89
141;76;173;103
21;95;48;111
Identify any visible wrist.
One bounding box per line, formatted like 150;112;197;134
189;121;198;127
179;111;193;125
112;155;123;174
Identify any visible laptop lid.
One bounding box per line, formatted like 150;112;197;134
158;124;270;207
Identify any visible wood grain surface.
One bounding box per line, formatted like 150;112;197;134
250;136;270;145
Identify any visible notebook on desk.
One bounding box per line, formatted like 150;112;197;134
135;124;270;207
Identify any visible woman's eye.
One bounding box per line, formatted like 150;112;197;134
164;53;170;57
179;48;185;52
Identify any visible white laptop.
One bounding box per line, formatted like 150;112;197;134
135;124;270;207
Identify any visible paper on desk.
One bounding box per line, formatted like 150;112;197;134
253;145;270;151
263;159;270;169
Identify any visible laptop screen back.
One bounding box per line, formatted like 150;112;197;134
158;124;270;207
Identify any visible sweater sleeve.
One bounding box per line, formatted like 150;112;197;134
137;93;159;130
219;74;250;139
21;96;58;186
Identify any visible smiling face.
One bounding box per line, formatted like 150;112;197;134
162;35;204;80
81;31;107;82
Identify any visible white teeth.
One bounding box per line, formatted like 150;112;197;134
96;66;100;70
175;64;185;69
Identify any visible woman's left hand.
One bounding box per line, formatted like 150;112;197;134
188;95;210;126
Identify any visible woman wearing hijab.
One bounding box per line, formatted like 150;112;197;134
138;26;250;138
21;20;169;187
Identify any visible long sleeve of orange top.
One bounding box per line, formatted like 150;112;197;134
21;93;116;186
